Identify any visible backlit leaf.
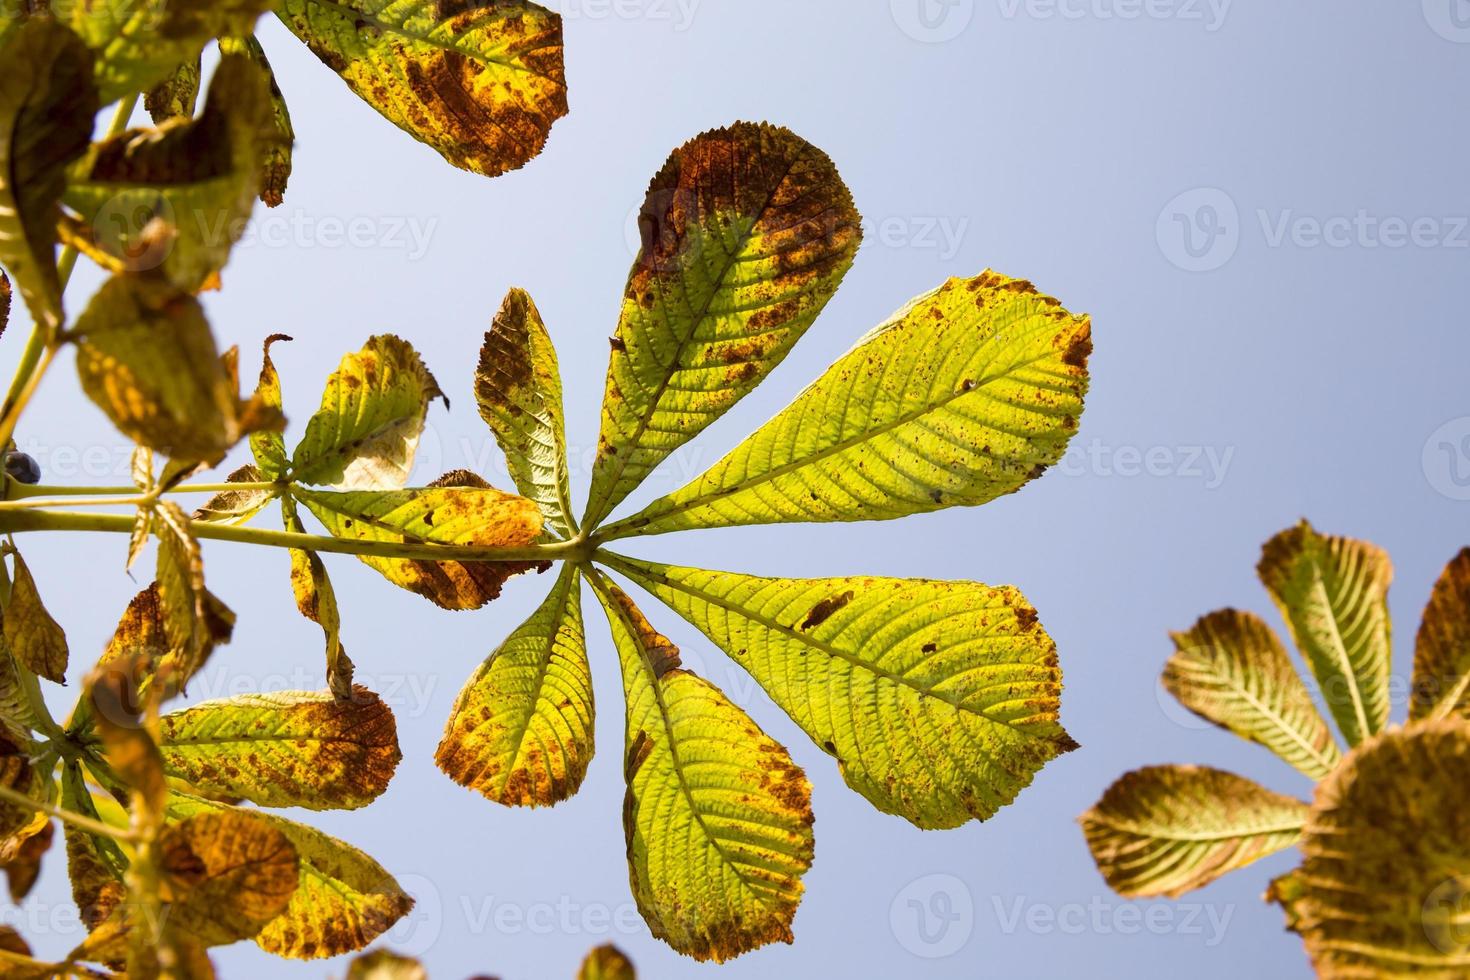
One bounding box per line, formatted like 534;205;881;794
0;19;98;330
0;639;34;747
0;731;47;861
347;949;427;980
588;571;813;962
1258;520;1392;747
73;277;240;463
606;272;1090;538
217;35;294;207
250;333;291;478
64;53;274;293
158;809;299;946
583;122;861;528
159;688;400;810
1164;609;1340;779
282;495;354;699
167;794;415;960
477;288;575;539
437;564;591;806
1411;548;1470;721
295;472;546;610
154;501;235;692
579;944;636;980
291;335;443;489
609;556;1074;829
1082;764;1306;899
60;764;127;932
192;465;273;526
1;820;51;902
144;56;202;124
53;0;270;103
1268;720;1470;978
3;551;68;684
274;0;567;177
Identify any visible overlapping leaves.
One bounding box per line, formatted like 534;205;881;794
1083;525;1470;978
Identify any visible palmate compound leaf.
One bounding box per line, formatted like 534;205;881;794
290;334;444;489
587;570;814;962
46;0;271;103
158;688;401;810
1258;520;1393;748
167;793;416;960
1164;609;1341;779
295;473;547;611
275;0;566;177
436;563;593;806
606;555;1074;829
581;122;863;529
477;288;576;540
604;271;1091;539
1081;765;1307;899
63;52;276;293
1411;548;1470;721
3;550;69;684
1267;720;1470;978
0;19;99;331
578;944;637;980
73;277;243;465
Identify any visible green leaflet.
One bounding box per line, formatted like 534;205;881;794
73;277;240;464
1410;548;1470;721
291;335;443;489
1269;721;1470;978
607;555;1075;829
61;765;127;932
49;0;270;103
587;570;813;962
436;564;593;806
477;289;576;540
167;793;414;961
1258;520;1392;747
582;122;862;528
1081;765;1307;899
295;473;546;610
274;0;567;177
3;551;68;685
1164;609;1341;779
158;689;401;810
282;494;354;699
218;35;294;207
605;271;1091;539
0;19;98;331
64;53;274;293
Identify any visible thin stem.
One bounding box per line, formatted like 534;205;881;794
9;480;280;499
0;949;115;980
0;494;151;511
0;507;580;563
0;782;135;842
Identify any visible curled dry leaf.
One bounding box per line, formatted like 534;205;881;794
1411;548;1470;721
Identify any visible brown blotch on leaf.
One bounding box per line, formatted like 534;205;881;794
800;591;855;631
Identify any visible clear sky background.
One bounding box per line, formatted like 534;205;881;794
8;2;1470;977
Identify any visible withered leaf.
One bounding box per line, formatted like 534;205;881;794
3;550;68;683
158;809;299;946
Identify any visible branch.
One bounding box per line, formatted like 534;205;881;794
0;782;135;842
0;508;582;563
